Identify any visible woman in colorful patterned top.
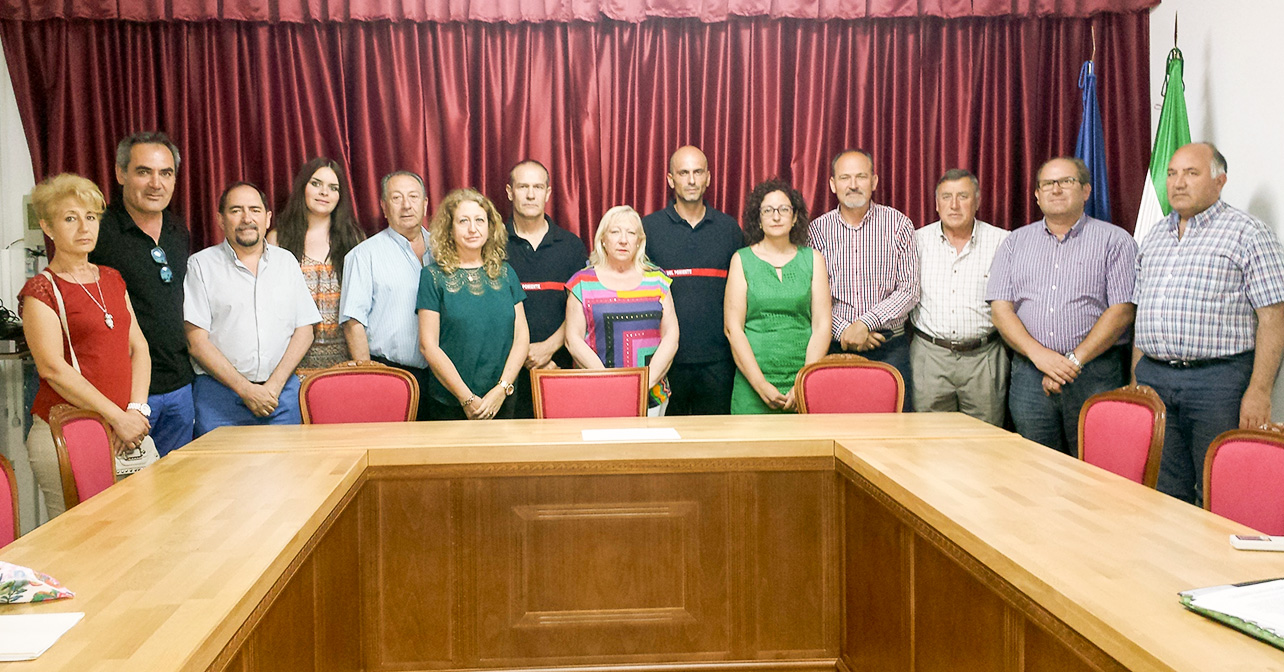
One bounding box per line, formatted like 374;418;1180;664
267;158;366;372
20;174;154;519
417;189;530;421
724;179;832;414
565;205;679;415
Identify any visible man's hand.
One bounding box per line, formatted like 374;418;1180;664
840;322;872;352
526;339;558;369
1029;347;1080;386
1240;387;1272;429
239;383;279;418
1041;375;1062;396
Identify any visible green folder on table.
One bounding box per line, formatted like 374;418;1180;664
1179;578;1284;651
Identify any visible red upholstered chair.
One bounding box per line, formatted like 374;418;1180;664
794;354;905;414
530;367;648;419
49;404;117;510
1;453;17;546
299;361;419;424
1077;384;1166;488
1204;423;1284;535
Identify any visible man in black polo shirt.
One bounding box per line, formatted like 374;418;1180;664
641;146;744;415
90;132;194;456
504;159;588;418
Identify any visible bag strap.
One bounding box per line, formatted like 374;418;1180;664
39;269;80;373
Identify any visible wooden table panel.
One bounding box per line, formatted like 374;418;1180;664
0;450;366;672
834;435;1284;672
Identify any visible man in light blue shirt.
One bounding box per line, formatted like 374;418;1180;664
340;170;435;418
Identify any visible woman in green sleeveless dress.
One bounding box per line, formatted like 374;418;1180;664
725;179;832;414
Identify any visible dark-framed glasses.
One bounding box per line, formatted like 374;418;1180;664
1037;176;1081;191
150;246;173;284
760;205;795;218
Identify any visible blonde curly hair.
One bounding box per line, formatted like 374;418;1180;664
31;173;105;223
428;188;508;278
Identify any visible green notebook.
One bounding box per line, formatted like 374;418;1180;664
1179;578;1284;652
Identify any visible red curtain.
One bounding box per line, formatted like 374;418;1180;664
0;0;1159;23
1;13;1151;251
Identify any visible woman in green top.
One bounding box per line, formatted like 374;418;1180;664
417;189;530;421
724;179;832;414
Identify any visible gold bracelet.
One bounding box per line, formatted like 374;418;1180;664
460;394;478;407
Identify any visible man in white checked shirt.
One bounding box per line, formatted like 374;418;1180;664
1133;143;1284;506
808;149;920;410
986;157;1136;457
909;169;1008;425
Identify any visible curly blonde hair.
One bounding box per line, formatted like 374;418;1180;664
31;173;105;222
428;188;508;278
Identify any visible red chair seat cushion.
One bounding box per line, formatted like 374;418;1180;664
62;417;115;502
1209;440;1284;535
305;373;414;424
1081;400;1155;484
802;368;899;413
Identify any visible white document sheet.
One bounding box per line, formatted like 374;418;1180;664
0;612;84;661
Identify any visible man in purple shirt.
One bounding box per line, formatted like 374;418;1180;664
986;157;1137;456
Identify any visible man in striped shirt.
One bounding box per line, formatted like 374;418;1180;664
807;148;920;410
910;169;1009;425
986;157;1136;457
1133;143;1284;505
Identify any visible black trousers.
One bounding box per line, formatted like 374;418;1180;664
664;359;735;416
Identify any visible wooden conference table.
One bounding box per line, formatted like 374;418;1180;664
1;414;1282;672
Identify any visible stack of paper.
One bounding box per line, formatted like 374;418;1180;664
1180;578;1284;650
0;613;84;661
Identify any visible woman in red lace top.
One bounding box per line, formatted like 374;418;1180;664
19;174;153;520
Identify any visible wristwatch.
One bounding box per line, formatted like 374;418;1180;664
499;380;515;396
1064;352;1082;368
127;402;152;418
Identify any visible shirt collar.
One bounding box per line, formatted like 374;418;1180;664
220;240;268;272
665;201;713;228
1041;213;1088;239
1166;199;1227;235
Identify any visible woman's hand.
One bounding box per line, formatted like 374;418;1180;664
110;408;151;451
755;382;789;410
782;386;798;411
472;386;506;420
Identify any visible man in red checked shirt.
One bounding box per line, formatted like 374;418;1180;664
808;148;921;410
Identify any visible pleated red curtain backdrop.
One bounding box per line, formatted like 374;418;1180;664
1;13;1150;250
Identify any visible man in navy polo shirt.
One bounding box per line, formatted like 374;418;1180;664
504;159;588;418
641;146;744;415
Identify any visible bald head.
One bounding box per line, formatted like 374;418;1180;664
666;145;711;206
1167;142;1228;220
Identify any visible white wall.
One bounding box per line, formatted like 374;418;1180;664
1149;0;1284;419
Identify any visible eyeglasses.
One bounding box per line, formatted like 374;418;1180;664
1037;176;1081;191
151;246;173;284
759;205;795;218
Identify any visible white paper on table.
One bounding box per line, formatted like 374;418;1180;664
1190;579;1284;636
0;612;85;661
581;428;682;442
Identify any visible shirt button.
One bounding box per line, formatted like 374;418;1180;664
1049;308;1055;313
1051;285;1056;290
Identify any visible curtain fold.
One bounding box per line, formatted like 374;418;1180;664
2;13;1151;251
0;0;1159;23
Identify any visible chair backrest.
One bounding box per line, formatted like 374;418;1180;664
299;361;419;424
531;367;648;419
1077;384;1166;487
49;404;116;510
0;453;17;547
794;354;905;414
1204;424;1284;535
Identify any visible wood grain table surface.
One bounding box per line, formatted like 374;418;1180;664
836;435;1284;672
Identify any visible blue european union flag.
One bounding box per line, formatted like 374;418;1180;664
1074;60;1111;222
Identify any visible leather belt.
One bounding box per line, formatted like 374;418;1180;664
875;326;906;340
1145;354;1241;370
912;327;999;353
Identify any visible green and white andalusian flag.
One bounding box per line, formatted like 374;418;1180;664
1134;48;1191;242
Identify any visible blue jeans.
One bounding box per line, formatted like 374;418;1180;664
1009;347;1126;457
830;331;914;412
1136;352;1253;506
147;383;194;457
193;374;303;437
